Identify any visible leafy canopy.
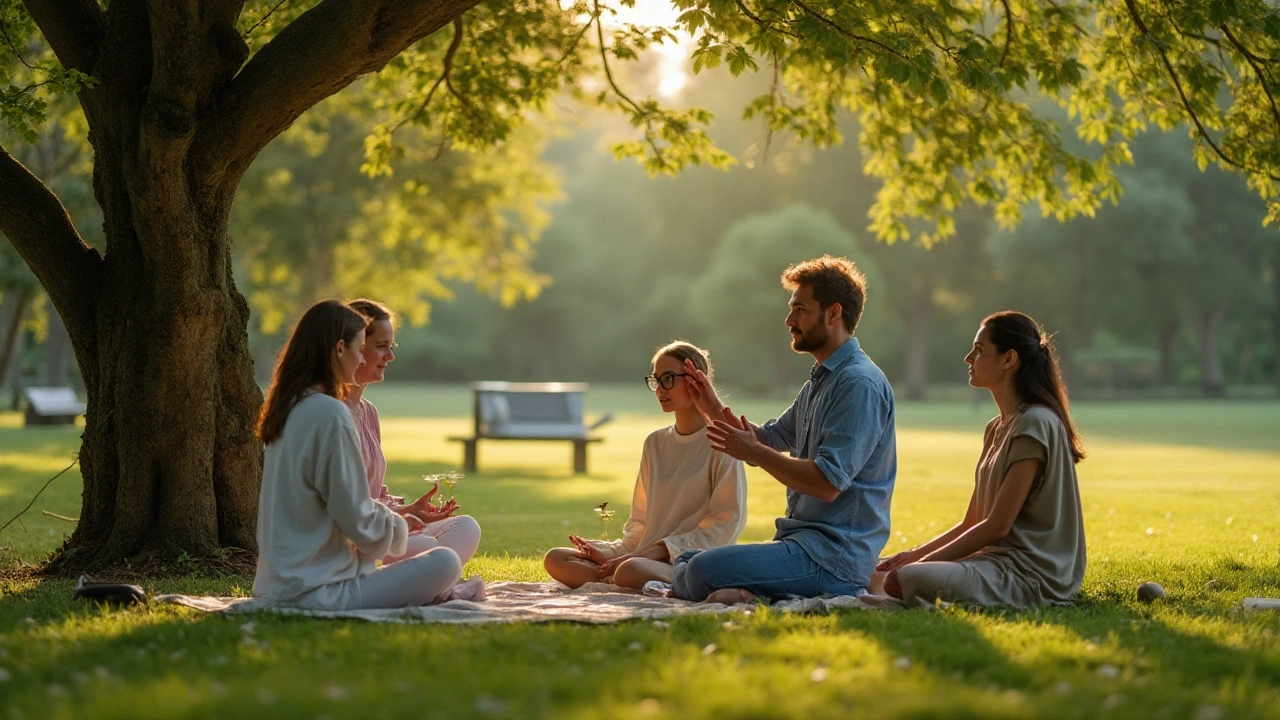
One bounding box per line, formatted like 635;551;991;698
2;0;1279;249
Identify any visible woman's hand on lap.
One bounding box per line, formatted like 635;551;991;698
876;549;923;572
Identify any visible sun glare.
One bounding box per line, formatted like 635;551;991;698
582;0;693;99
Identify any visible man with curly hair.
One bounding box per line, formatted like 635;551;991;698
674;255;897;603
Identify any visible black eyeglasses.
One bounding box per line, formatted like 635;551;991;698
644;372;689;391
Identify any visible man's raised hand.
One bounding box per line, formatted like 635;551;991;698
706;409;764;463
683;359;726;421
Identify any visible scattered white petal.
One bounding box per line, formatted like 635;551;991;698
627;641;644;652
322;685;347;701
93;666;110;680
0;668;10;682
1085;643;1097;652
1252;535;1259;543
208;655;229;666
1145;527;1155;536
1097;664;1120;679
894;657;911;670
256;688;276;705
168;649;186;661
46;683;66;697
1195;705;1225;720
561;520;572;526
240;622;256;634
240;636;259;648
1226;517;1233;525
72;672;89;685
474;695;510;715
651;621;669;628
1103;694;1124;709
810;667;828;682
702;643;718;656
1055;681;1072;695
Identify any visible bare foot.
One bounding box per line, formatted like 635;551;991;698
704;587;756;605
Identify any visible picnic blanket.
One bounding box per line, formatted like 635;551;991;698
157;581;889;624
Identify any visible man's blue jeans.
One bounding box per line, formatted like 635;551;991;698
671;540;864;601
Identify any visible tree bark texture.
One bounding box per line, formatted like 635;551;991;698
1;0;480;571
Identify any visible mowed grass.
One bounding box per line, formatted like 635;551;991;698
0;384;1278;719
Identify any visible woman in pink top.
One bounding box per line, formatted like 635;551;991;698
345;299;482;567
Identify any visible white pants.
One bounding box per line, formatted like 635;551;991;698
351;547;462;608
385;515;482;565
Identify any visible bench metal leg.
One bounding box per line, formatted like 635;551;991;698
462;440;478;474
573;440;588;475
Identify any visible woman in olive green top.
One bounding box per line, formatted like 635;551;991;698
875;311;1087;607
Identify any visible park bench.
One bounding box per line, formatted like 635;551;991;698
448;382;611;475
24;386;85;427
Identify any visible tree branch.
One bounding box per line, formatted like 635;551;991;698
1220;23;1280;134
1123;0;1280;181
0;144;101;347
194;0;481;190
789;0;910;63
735;0;800;40
391;16;464;134
20;0;105;75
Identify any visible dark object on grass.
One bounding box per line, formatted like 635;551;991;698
72;575;146;606
1137;581;1166;603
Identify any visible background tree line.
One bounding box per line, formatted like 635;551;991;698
4;68;1276;402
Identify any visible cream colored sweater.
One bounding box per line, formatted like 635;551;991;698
591;425;748;561
253;393;408;606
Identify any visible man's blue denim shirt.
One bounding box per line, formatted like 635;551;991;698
758;337;897;589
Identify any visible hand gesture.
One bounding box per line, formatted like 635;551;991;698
875;548;923;572
706;410;762;462
404;513;426;535
597;553;633;580
569;534;608;565
405;486;459;524
682;359;726;421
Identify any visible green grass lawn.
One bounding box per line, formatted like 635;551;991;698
1;385;1279;719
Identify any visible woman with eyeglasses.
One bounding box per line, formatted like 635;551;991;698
345;299;483;572
543;341;748;590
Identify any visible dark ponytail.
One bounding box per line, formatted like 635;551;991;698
982;311;1086;463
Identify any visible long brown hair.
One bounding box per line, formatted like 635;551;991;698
256;300;369;444
982;311;1086;463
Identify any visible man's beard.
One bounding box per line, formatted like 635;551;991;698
790;322;829;353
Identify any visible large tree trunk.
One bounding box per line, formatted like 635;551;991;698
0;0;478;573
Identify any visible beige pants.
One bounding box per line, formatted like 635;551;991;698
896;555;1041;608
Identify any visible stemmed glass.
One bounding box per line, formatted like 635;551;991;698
422;472;465;507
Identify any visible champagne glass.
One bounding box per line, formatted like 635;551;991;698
422;472;465;507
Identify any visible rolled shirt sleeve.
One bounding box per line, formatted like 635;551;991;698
811;378;894;493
